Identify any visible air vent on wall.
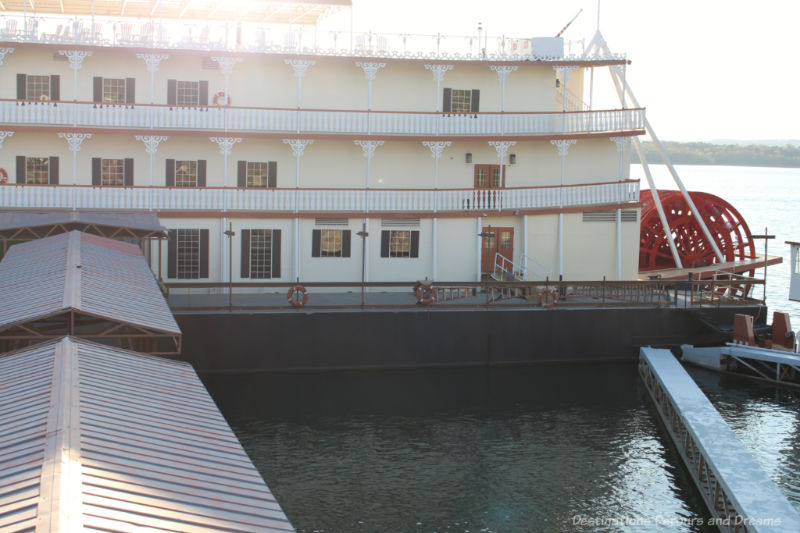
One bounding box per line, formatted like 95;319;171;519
582;210;637;222
315;218;349;226
202;57;220;69
382;218;420;227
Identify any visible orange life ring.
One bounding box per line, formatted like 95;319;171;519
539;288;558;308
415;284;438;305
213;91;231;106
287;285;309;307
0;168;7;184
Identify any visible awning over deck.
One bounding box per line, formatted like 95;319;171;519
0;210;167;242
0;337;294;532
0;0;349;25
0;230;180;354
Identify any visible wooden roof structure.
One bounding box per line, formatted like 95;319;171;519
0;337;294;531
0;0;350;25
0;230;180;355
0;210;167;242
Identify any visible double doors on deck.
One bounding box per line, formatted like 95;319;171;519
481;227;514;274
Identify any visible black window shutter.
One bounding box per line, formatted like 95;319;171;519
167;230;177;278
93;77;103;103
199;229;210;278
199;80;209;106
91;157;102;185
16;156;25;183
125;78;135;104
240;229;251;278
267;161;277;188
311;229;321;257
342;230;351;258
17;74;26;100
471;89;480;112
442;88;451;112
410;231;420;258
271;230;281;278
165;159;175;186
197;160;206;187
48;157;59;184
124;158;134;186
50;76;60;101
237;160;247;187
380;230;390;257
167;79;177;105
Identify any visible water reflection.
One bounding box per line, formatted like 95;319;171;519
204;364;713;532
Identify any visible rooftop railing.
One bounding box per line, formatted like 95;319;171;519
0;12;624;62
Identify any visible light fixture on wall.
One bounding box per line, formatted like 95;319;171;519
555;79;561;88
466;153;472;163
509;154;516;165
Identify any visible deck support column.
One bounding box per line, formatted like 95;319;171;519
59;50;92;106
210;57;242;132
423;141;451;280
135;53;169;105
211;137;241;285
490;66;517;135
610;136;630;280
135;135;168;212
285;59;315;133
355;141;383;285
58;133;92;211
550;139;576;279
476;217;482;282
284;139;313;282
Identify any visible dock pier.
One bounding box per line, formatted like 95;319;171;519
639;347;800;532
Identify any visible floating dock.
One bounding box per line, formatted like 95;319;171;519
639;347;800;532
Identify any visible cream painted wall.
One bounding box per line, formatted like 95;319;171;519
436;218;479;281
298;219;362;282
303;59;367;110
561;209;641;280
0;48;73;100
369;218;432;282
505;66;560;113
231;58;296;109
526;214;559;279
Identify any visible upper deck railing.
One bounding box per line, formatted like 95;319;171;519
1;100;645;137
0;12;624;63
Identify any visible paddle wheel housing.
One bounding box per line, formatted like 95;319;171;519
639;189;756;279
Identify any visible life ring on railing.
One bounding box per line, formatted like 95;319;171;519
213;91;231;106
0;168;7;184
539;288;558;308
415;284;438;305
287;285;309;307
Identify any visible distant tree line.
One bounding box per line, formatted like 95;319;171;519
631;141;800;168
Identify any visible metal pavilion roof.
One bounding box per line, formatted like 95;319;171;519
0;0;349;25
0;230;180;355
0;337;294;531
0;210;167;242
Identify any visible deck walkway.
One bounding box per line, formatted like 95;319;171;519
639;347;800;532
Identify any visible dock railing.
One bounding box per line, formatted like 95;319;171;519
163;277;764;312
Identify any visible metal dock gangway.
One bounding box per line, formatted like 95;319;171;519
682;343;800;386
639;348;800;532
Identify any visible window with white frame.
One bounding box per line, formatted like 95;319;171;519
27;75;51;100
241;229;281;279
103;78;126;104
176;229;200;279
25;157;51;184
247;162;269;187
175;160;197;187
312;229;351;258
101;159;124;186
380;229;420;258
177;81;200;106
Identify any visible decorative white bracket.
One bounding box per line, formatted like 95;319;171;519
489;141;516;160
135;135;168;154
610;136;631;153
424;64;453;82
210;56;243;77
422;141;451;160
0;48;15;67
283;139;314;158
490;65;518;84
354;140;384;159
136;53;169;73
58;50;92;70
550;139;577;157
210;137;242;156
355;62;386;81
0;131;14;149
285;59;315;78
58;132;92;152
553;65;578;84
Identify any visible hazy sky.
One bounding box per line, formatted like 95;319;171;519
323;0;799;142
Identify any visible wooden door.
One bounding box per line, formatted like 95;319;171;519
481;227;514;274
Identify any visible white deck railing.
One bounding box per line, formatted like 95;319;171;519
0;180;639;213
0;13;620;62
1;100;645;137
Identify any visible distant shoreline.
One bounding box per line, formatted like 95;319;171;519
631;141;800;169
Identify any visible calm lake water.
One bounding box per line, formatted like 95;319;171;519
204;165;800;532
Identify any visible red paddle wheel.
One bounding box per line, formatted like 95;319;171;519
639;190;757;294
